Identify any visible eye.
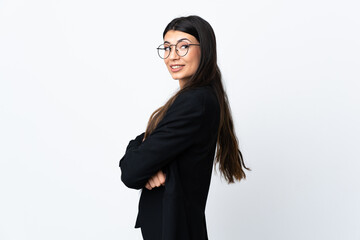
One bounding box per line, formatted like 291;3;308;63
177;41;190;49
164;46;171;51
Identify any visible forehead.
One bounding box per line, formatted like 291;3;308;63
163;30;198;44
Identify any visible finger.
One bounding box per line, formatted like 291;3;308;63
157;171;166;185
148;178;156;188
152;175;162;187
145;182;152;190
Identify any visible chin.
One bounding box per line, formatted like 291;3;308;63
170;74;181;80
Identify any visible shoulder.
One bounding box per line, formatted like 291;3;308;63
173;85;219;110
155;85;220;133
162;85;219;126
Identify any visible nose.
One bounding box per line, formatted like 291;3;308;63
168;46;180;60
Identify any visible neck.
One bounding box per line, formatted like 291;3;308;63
179;79;185;89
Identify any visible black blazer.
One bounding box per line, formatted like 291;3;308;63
119;85;220;240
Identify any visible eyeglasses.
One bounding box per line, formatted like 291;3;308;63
157;40;200;59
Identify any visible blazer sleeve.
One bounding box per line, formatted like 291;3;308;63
119;91;205;189
125;132;145;151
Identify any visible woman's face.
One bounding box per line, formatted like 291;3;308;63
163;30;201;87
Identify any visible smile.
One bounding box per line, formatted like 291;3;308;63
170;65;184;72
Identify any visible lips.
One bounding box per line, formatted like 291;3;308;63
170;64;184;72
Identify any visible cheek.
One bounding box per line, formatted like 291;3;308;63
164;60;171;71
191;57;201;73
195;57;201;70
186;53;201;72
191;51;201;71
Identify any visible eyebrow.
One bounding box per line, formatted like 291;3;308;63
163;38;192;44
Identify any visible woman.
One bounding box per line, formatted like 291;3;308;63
119;15;249;240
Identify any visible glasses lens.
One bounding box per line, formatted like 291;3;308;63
176;41;189;57
157;44;170;59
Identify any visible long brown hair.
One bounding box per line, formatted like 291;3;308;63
144;15;250;183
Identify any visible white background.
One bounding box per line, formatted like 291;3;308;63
1;0;359;239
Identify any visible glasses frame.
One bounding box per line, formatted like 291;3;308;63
157;41;200;59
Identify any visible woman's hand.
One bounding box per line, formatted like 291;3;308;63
145;170;166;190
